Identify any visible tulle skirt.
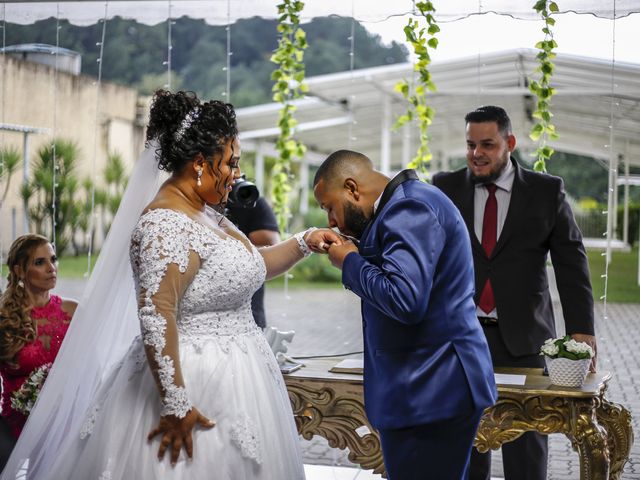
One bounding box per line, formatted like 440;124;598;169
48;330;305;479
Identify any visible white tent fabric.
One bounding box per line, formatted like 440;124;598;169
236;49;640;170
2;0;639;26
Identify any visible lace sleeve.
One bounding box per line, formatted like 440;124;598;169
130;210;203;418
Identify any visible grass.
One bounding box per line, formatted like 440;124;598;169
57;246;640;303
587;245;640;303
57;254;99;279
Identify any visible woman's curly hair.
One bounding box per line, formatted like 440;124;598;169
145;89;238;173
0;234;50;366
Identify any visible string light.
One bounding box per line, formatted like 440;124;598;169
51;3;60;250
601;0;617;321
86;2;108;277
165;0;173;89
476;0;483;100
347;1;357;147
0;3;5;281
223;0;232;100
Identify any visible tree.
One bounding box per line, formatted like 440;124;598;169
22;139;80;253
0;146;21;209
6;16;408;107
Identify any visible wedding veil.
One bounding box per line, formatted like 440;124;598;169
1;144;166;479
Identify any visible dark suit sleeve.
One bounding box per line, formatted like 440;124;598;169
342;198;445;325
549;178;595;335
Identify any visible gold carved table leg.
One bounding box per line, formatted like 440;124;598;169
288;383;386;477
566;398;610;480
474;395;612;480
596;397;634;479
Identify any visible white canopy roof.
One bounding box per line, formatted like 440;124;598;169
237;48;640;170
2;0;638;26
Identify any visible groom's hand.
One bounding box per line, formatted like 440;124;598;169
327;241;358;269
304;228;343;253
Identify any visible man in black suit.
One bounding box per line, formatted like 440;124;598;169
433;105;597;480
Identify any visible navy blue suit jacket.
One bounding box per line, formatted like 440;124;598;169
342;170;497;430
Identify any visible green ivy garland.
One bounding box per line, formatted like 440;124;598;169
394;1;439;177
270;0;308;233
529;0;560;172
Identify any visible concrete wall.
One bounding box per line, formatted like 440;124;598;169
0;56;147;253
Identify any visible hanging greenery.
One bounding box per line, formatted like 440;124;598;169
529;0;560;172
270;0;308;233
394;1;439;178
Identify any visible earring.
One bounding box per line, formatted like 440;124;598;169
196;168;203;187
17;279;24;288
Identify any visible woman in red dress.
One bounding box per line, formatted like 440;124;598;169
0;234;77;439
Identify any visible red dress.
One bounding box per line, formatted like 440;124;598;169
0;295;71;438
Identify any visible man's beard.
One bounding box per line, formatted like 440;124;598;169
343;201;370;240
470;154;510;184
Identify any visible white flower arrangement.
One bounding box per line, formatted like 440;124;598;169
10;363;52;415
540;335;594;360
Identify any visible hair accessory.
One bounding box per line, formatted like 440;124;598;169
17;279;25;288
196;168;203;187
174;106;201;141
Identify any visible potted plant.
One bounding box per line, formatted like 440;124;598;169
540;335;594;387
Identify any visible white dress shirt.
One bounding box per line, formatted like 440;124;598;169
473;159;515;318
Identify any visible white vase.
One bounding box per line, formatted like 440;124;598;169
545;357;591;387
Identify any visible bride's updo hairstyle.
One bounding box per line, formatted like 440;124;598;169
145;89;238;173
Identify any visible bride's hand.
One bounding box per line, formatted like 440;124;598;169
147;407;215;465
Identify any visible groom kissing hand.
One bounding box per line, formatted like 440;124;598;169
313;149;497;480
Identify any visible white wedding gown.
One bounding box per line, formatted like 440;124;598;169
48;208;305;479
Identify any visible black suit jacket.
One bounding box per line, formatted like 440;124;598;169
433;159;594;357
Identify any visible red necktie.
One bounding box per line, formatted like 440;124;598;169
478;184;497;314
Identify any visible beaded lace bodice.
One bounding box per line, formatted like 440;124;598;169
129;208;266;417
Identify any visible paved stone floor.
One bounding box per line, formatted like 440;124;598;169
57;279;639;479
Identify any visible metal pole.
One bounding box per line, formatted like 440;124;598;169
402;123;411;168
255;141;265;196
380;95;391;175
22;131;29;233
623;153;630;245
612;153;620;235
299;160;309;214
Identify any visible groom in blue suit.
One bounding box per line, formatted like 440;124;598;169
313;150;497;480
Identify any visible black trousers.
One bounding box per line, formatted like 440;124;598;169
470;324;548;480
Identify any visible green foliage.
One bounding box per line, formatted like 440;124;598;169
541;335;593;360
270;0;308;234
6;17;407;108
529;0;560;172
587;246;640;303
22;139;80;253
617;203;640;245
284;252;343;283
0;145;21;206
394;1;439;177
18;140;130;255
136;70;184;95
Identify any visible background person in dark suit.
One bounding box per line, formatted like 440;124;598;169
314;150;497;480
433;105;597;480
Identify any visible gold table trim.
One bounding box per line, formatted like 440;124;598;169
284;360;633;480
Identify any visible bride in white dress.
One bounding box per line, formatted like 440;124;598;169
1;90;341;480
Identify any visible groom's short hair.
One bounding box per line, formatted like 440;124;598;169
313;150;372;188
